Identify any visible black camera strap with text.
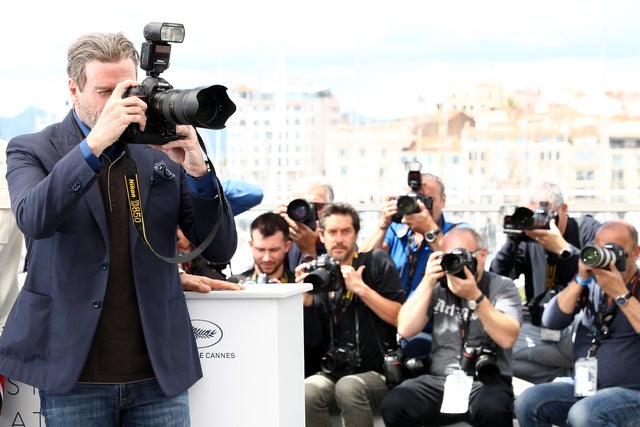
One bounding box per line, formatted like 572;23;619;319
120;133;225;264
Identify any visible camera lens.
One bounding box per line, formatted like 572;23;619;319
509;207;535;229
475;354;500;383
287;199;312;221
581;245;614;269
441;253;464;275
397;195;417;215
151;85;236;130
306;269;332;293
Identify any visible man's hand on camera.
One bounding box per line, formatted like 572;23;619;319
446;266;480;300
281;214;318;254
87;80;147;156
403;199;437;235
423;251;445;289
378;196;398;228
526;220;567;255
151;125;207;177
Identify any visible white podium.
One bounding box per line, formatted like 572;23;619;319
186;282;311;427
0;282;311;427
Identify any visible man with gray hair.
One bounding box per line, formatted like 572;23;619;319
490;181;600;383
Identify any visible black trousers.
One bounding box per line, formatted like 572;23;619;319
381;374;514;427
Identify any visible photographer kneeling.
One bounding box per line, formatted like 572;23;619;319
381;227;522;427
296;202;406;427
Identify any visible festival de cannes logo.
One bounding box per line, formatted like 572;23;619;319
191;319;223;348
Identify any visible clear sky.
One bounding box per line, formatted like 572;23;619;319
2;0;640;119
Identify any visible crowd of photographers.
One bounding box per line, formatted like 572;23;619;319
203;172;640;427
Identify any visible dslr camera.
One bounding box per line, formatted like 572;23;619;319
120;22;236;145
383;348;429;388
460;339;500;383
438;247;478;287
392;161;433;223
286;199;318;231
503;201;557;234
581;242;627;271
305;254;345;293
321;343;359;378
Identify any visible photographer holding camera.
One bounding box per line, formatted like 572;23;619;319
381;227;522;427
360;170;466;359
276;176;334;268
296;202;406;427
0;30;237;426
515;220;640;427
490;181;600;383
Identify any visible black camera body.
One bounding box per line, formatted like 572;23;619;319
321;343;359;378
383;348;429;388
287;199;317;231
580;242;627;271
120;22;236;145
438;247;478;288
392;165;433;223
460;340;500;383
305;254;344;294
503;201;557;234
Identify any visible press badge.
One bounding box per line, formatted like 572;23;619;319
574;357;598;397
440;371;473;414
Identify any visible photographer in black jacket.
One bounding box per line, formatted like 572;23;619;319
490;181;600;383
297;202;405;427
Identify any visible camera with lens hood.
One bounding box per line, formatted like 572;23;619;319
503;201;558;234
438;247;478;287
460;339;500;383
286;199;318;231
120;22;236;145
383;347;429;388
321;343;359;378
392;161;433;223
305;254;344;294
580;242;627;271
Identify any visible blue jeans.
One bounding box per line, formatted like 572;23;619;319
515;378;640;427
39;379;190;427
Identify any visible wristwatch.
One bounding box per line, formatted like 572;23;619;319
615;291;632;307
424;228;441;243
559;246;573;260
467;294;485;310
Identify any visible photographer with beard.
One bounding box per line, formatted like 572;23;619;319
296;202;405;427
381;227;522;427
490;181;600;383
515;220;640;427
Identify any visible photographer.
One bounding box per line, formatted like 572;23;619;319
490;181;600;383
360;171;466;358
515;220;640;427
297;202;406;427
381;227;522;427
0;31;236;426
276;176;334;269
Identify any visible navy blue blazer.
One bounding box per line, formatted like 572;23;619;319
0;111;237;395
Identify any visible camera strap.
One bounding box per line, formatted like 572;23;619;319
587;270;640;357
120;135;225;264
